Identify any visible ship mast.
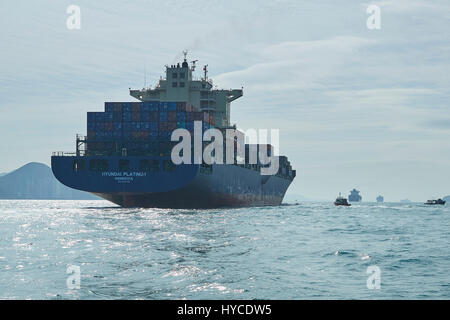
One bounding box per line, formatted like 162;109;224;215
203;65;208;81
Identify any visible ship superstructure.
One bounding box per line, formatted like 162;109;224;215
129;53;242;128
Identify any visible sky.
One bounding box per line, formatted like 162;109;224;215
1;0;449;201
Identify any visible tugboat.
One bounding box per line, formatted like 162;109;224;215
424;199;446;205
334;193;351;206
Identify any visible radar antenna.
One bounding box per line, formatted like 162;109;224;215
191;60;198;71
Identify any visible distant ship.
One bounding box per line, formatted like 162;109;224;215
334;193;351;206
376;195;384;203
348;188;362;202
424;199;446;205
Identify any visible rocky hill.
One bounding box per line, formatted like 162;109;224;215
0;162;99;200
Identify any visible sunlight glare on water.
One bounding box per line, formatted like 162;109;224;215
0;200;449;299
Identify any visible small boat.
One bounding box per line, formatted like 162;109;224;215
334;193;351;206
424;199;446;205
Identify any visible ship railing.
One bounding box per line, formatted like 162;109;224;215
52;151;87;157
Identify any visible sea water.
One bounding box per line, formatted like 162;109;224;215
0;200;449;299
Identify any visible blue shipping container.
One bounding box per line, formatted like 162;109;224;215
104;112;113;121
150;102;159;112
87;122;95;130
113;112;122;121
158;131;171;138
123;111;132;122
149;122;158;131
87;112;96;122
177;112;186;121
131;122;141;130
141;112;150;121
123;103;132;112
123;123;133;131
104;132;113;139
105;103;114;113
95;122;104;131
168;102;177;111
159;102;168;112
94;112;105;122
185;122;194;132
159;111;168;122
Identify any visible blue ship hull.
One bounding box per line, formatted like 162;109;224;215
51;156;292;208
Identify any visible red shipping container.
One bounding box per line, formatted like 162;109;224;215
177;102;186;112
209;115;215;125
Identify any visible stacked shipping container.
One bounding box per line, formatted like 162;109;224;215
86;101;294;178
87;101;214;156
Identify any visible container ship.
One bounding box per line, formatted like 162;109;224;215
51;54;296;208
348;188;362;202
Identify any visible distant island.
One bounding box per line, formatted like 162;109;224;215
0;162;99;200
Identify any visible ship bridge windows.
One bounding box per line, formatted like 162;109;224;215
180;82;185;88
119;159;130;171
73;159;85;172
200;91;209;98
89;159;108;171
140;159;160;172
172;82;178;88
162;160;176;173
180;73;185;79
172;73;178;79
